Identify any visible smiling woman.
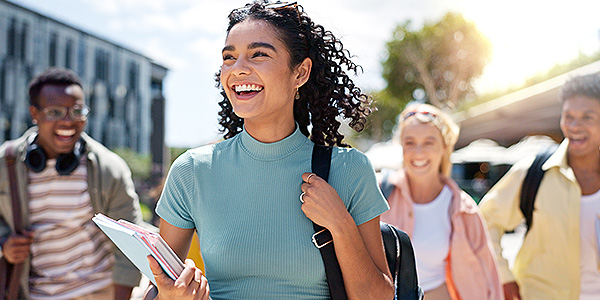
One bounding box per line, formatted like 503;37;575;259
145;1;394;300
218;19;307;139
379;103;503;300
214;1;372;146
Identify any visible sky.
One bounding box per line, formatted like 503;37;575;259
9;0;600;148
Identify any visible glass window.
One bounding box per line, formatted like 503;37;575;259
7;18;16;57
19;22;28;61
49;32;58;66
65;38;73;69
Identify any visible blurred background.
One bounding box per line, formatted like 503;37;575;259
2;0;600;207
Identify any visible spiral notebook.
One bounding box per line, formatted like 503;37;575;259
92;213;184;285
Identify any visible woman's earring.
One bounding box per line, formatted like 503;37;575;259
295;90;300;100
33;119;38;125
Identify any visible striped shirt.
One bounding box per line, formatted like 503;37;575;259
27;158;113;300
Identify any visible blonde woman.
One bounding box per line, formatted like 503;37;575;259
380;103;503;300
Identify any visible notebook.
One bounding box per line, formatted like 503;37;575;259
92;213;184;285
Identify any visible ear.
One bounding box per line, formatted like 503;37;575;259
294;57;312;88
29;106;39;124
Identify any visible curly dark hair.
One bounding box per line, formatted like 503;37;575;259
214;0;372;147
28;67;83;107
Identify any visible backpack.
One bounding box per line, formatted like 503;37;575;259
312;145;423;300
380;168;396;200
519;144;558;233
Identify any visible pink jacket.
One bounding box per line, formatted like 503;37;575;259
380;170;503;300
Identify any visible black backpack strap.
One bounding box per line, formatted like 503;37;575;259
381;222;423;300
379;168;395;200
380;223;400;288
519;144;558;233
396;227;424;300
311;144;348;300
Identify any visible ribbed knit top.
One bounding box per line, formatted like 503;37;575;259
156;126;389;299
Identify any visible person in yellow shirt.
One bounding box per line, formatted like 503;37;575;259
480;73;600;300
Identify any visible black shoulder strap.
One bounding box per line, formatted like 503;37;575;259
379;168;395;200
380;222;423;300
311;144;348;300
519;144;558;233
395;225;424;300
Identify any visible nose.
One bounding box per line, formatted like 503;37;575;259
413;145;424;153
230;57;251;76
565;117;582;129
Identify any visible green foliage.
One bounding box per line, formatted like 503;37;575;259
359;90;408;141
524;50;600;86
112;148;152;180
382;12;492;111
169;147;190;165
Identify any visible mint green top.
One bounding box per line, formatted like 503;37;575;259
156;126;389;300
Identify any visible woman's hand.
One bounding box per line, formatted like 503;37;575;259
300;172;394;299
1;231;34;264
147;256;210;300
300;172;350;230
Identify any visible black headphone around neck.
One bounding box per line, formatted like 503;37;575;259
25;133;87;175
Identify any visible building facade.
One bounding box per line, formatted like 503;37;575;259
0;0;168;178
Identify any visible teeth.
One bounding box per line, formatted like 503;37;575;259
412;160;428;167
569;137;585;143
234;84;263;93
56;129;76;136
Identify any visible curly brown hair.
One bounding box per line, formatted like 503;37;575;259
214;1;371;147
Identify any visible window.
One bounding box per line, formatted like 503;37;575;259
94;48;110;81
127;61;138;91
7;18;16;58
49;32;58;66
19;22;28;61
65;38;73;69
77;40;86;75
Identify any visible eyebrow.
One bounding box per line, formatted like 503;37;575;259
248;42;276;51
222;42;277;53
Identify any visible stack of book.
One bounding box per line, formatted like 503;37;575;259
92;213;184;285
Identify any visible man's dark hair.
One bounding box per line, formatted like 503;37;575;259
28;67;83;107
561;72;600;102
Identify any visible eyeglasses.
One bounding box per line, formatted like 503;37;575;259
39;104;90;121
403;110;437;121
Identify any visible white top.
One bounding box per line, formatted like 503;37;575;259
580;188;600;300
412;185;452;292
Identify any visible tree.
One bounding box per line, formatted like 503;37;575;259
113;148;152;181
368;12;491;140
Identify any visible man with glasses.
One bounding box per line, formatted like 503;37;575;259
0;67;144;300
